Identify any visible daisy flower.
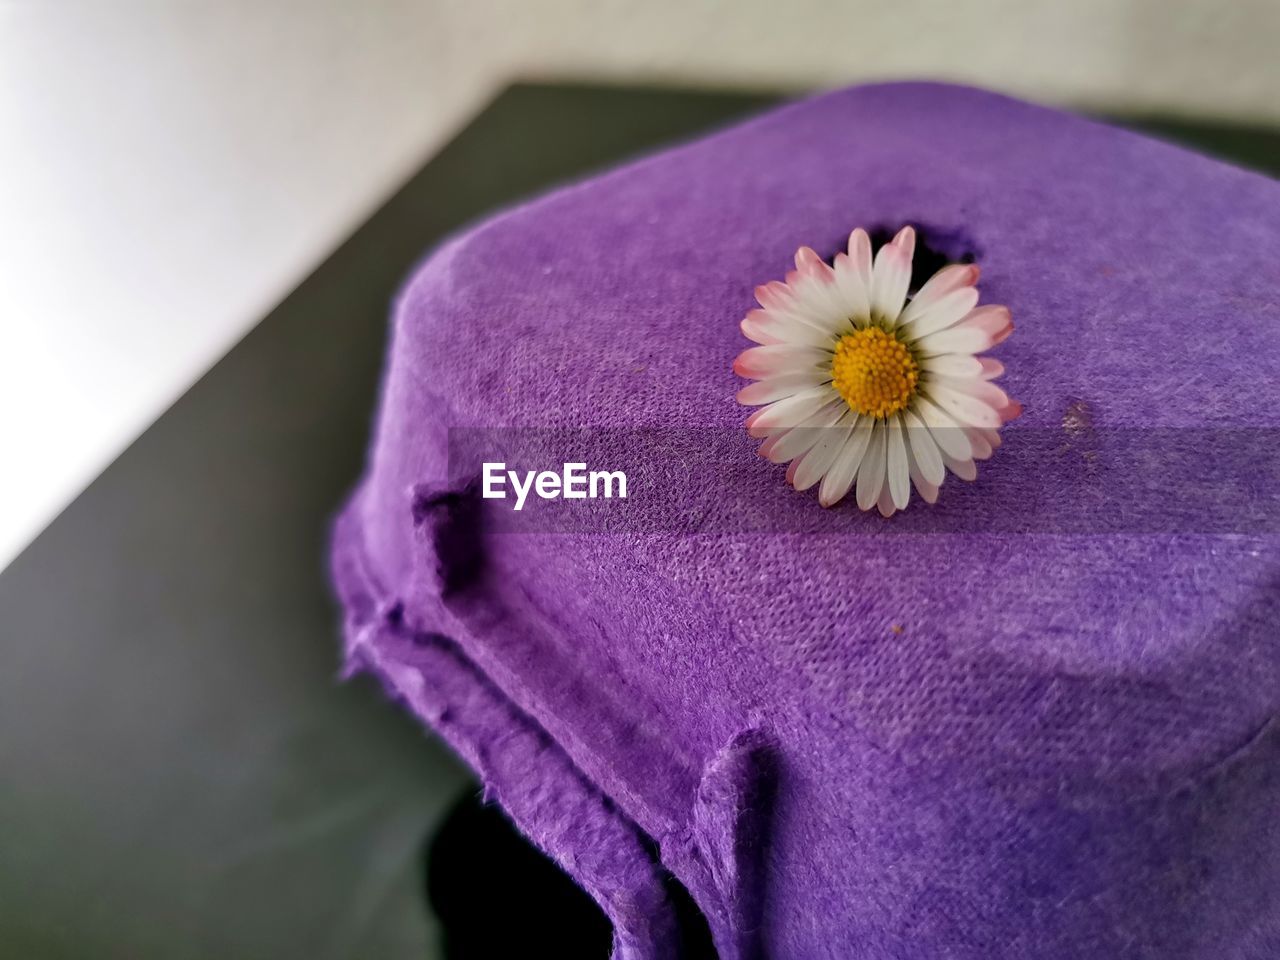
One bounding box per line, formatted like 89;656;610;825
733;226;1020;516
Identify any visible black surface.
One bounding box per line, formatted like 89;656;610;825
0;81;1274;959
425;792;717;960
426;795;614;959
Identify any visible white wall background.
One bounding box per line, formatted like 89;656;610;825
2;0;1277;570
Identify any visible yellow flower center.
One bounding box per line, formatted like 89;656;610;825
831;327;919;418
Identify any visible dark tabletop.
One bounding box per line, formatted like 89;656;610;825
1;82;1273;960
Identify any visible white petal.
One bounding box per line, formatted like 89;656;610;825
736;372;825;406
956;305;1014;344
818;416;873;507
734;344;831;380
832;252;871;324
929;375;1010;411
913;323;995;357
942;450;978;482
904;434;941;504
870;242;912;325
902;410;945;486
792;410;857;490
979;357;1005;380
913;396;973;461
739;315;785;345
762;399;845;463
927;383;1001;429
855;419;888;511
902;263;979;315
746;385;832;437
777;309;843;341
755;282;844;336
920;354;984;378
876;481;897;517
965;426;993;460
788;249;851;328
780;289;844;339
886;416;911;510
890;225;916;261
848;228;874;292
898;286;980;340
754;280;795;312
794;246;832;277
741;310;835;349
